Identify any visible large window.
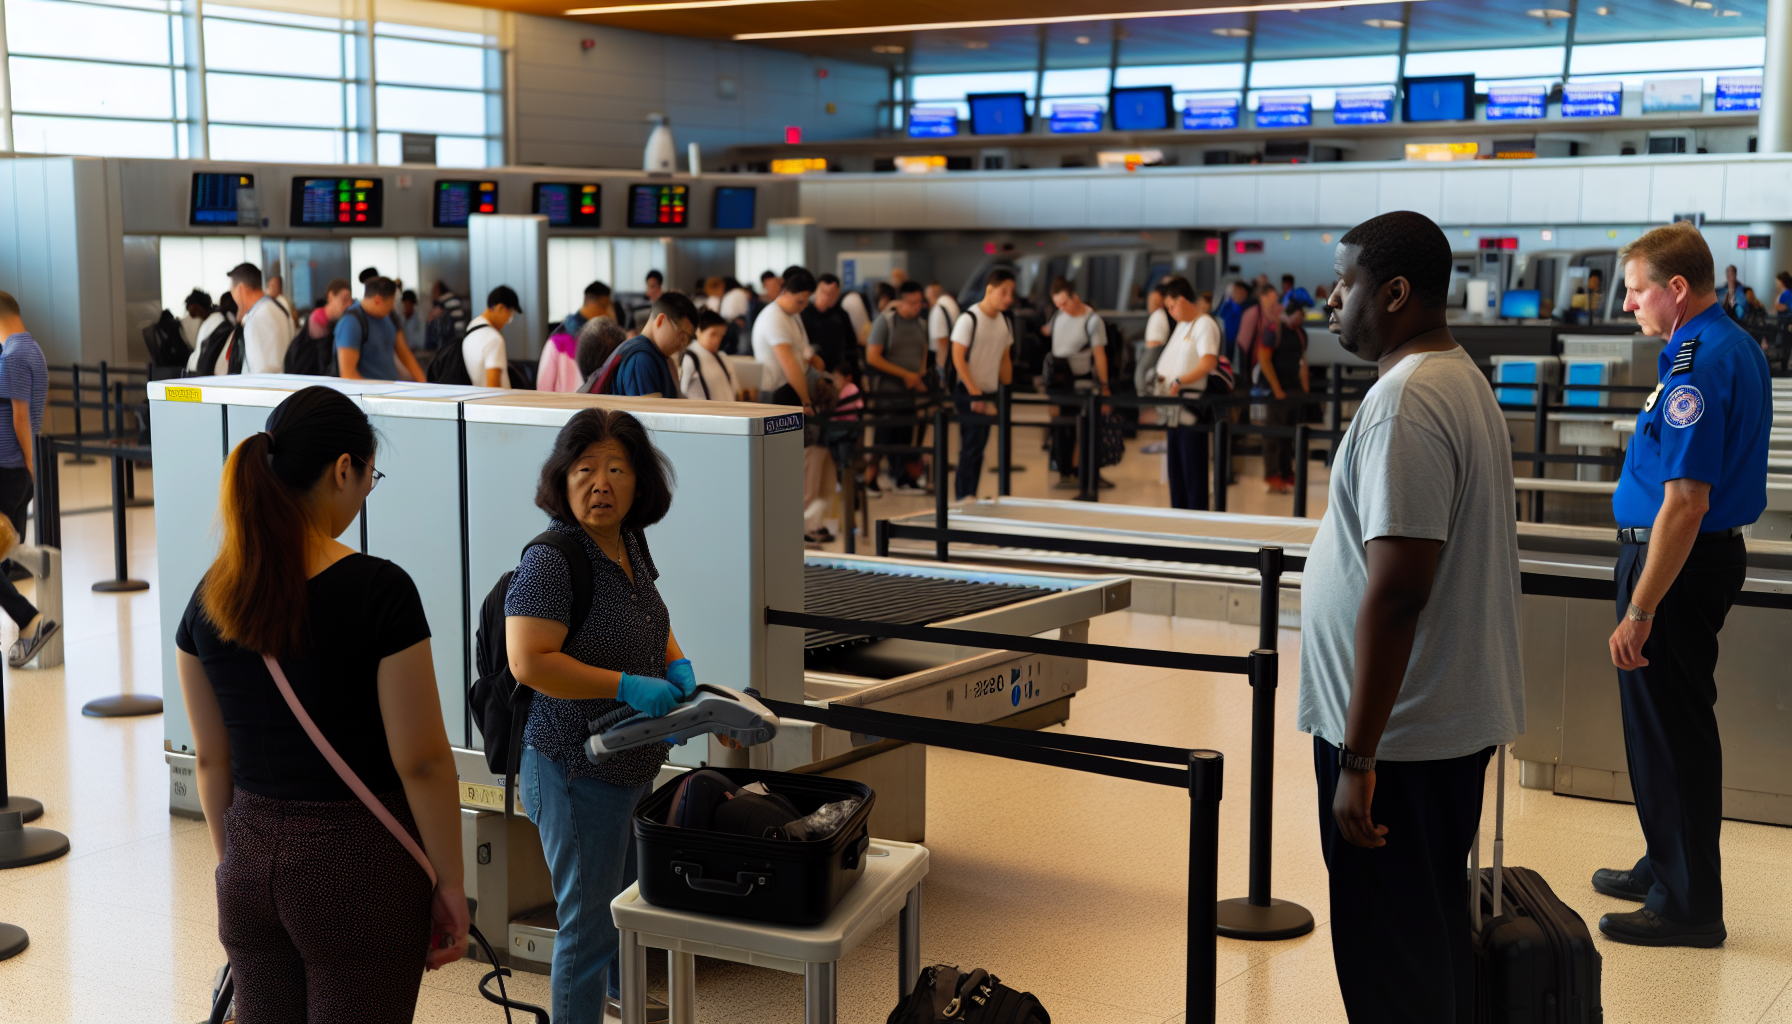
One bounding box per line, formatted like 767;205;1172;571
4;0;502;165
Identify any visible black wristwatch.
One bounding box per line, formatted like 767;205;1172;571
1337;745;1377;772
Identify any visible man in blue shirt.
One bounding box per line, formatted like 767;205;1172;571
336;277;425;382
598;291;698;398
0;292;55;667
1597;221;1769;949
1281;274;1314;307
1215;280;1250;350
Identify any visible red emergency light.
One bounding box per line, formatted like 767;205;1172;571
1204;238;1221;255
1479;237;1519;251
784;125;802;144
1738;234;1772;249
1235;240;1264;254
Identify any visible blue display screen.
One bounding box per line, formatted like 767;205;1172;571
1562;82;1621;117
1182;97;1240;130
1333;88;1394;125
1050;102;1104;133
907;107;959;138
1716;75;1761;112
190;172;250;226
1486;85;1547;120
1403;76;1473;121
968;93;1028;135
1255;95;1311;128
713;186;755;231
1111;87;1171;131
1500;289;1542;319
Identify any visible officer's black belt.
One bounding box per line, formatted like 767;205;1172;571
1617;525;1746;544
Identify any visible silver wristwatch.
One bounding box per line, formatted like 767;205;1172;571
1337;745;1377;772
1625;602;1655;623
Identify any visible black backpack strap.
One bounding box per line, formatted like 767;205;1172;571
524;531;594;636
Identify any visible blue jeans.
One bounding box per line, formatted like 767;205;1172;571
521;745;649;1023
952;385;990;501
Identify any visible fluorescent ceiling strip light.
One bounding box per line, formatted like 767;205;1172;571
568;0;809;12
724;0;1432;39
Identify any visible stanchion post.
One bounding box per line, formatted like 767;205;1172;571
1532;380;1548;523
874;518;891;558
1212;419;1230;513
933;404;949;562
98;362;111;439
1076;390;1097;502
1325;365;1342;469
92;453;149;594
1214;647;1313;940
996;386;1011;497
66;366;94;465
1292;425;1310;518
1187;750;1223;1024
841;420;857;556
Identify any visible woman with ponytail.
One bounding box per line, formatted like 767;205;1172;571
174;386;467;1022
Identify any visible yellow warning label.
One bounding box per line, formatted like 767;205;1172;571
460;781;505;811
163;386;202;403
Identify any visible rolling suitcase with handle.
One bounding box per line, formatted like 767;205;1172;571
1472;746;1604;1024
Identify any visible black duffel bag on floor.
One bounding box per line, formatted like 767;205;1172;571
889;966;1050;1024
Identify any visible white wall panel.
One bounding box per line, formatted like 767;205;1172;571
1316;171;1379;227
1256;172;1317;226
925;180;977;227
1199;173;1257;226
1648;163;1726;223
1580;165;1651;224
1086;177;1145;227
799;180;828;220
1441;168;1510;224
1032;178;1089;228
825;181;873;226
1722;163;1792;222
1142;174;1199;226
1378;171;1442;220
1508;166;1582;224
977;179;1032;229
872;180;926;229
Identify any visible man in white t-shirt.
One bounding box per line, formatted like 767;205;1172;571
461;286;520;388
926;282;961;388
1152;278;1223;509
947;268;1015;501
751;265;819;411
225;262;291;375
1299;211;1522;1023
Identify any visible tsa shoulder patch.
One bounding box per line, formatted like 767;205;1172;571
1664;384;1704;428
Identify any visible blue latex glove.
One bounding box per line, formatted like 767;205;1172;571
617;673;680;718
665;658;697;700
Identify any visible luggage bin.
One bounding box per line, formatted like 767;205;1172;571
634;769;875;926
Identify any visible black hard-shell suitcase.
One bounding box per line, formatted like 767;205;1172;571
634;768;874;926
1472;748;1603;1024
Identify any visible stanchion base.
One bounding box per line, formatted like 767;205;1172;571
92;579;150;593
0;797;43;823
0;816;69;869
0;923;26;960
1216;897;1315;941
81;694;163;717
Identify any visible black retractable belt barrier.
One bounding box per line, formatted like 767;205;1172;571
759;695;1223;1024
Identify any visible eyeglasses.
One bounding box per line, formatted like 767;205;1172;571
357;457;386;490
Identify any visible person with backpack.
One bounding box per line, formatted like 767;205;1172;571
1041;278;1113;491
864;281;932;493
596;292;698;399
948;268;1016;502
225;263;292;375
679;310;738;401
459;287;521;388
1258;298;1311;495
337;277;425;383
173;386;468;1023
283;279;353;377
1151;279;1227;510
575;318;628;392
505;408;694;1024
187;292;238;376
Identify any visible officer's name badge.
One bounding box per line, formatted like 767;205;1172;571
1643;382;1663;412
1664;385;1704;428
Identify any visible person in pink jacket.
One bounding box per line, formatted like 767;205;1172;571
537;331;584;392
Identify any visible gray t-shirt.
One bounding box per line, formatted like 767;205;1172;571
1298;346;1524;762
868;309;929;385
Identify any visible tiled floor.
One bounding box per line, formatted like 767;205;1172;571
2;434;1789;1023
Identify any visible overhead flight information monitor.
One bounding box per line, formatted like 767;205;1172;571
190;172;253;226
968;92;1029;135
713;186;756;230
1403;75;1474;121
533;182;600;227
1255;94;1312;128
1183;96;1240;130
290;177;383;227
1486;84;1547;120
434;180;498;228
1334;87;1395;125
1562;82;1622;117
1111;87;1172;131
907;107;959;138
628;183;688;228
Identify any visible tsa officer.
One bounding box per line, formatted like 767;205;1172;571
1595;221;1770;948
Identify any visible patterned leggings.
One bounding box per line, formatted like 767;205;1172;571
216;787;433;1024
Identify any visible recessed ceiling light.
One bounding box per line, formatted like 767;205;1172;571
1594;4;1611;11
1691;2;1712;8
1719;8;1740;13
964;39;989;48
1212;26;1253;36
1075;34;1092;43
1525;7;1572;17
872;43;904;52
1363;17;1403;26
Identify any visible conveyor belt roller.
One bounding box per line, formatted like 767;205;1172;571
802;565;1051;655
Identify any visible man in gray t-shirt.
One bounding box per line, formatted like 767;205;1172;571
1300;212;1523;1023
864;281;931;490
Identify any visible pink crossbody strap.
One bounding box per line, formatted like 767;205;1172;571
262;653;437;888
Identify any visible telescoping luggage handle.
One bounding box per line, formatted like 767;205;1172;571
1470;745;1507;930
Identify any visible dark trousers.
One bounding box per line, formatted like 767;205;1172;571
0;467;35;628
217;787;433;1023
1262;397;1300;480
952;385;990;501
1316;737;1493;1024
1615;534;1744;925
1048;376;1092;477
1166;423;1209;510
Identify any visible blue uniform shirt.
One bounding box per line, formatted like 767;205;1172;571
1612;302;1770;530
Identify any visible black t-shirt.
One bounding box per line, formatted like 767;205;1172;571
802;303;859;375
175;554;432;801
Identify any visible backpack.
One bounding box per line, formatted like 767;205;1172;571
468;530;600;815
888;966;1050;1024
426;320;483;386
144;311;193;369
283;307;369;377
192;316;238;377
426;295;470;352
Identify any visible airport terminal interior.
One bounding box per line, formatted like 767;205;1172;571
3;0;1792;1019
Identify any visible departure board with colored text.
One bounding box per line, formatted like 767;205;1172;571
628;184;688;228
289;177;383;228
